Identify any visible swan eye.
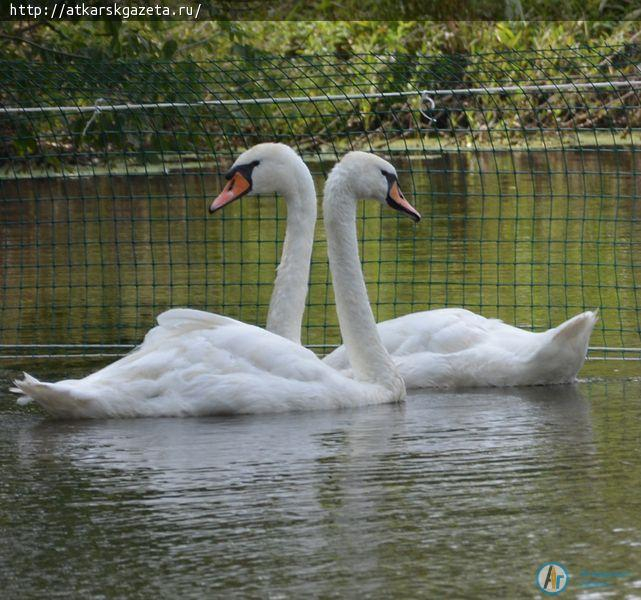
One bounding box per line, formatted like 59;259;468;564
225;160;260;181
380;170;400;193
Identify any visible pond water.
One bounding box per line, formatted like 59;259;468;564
1;148;640;596
1;367;640;597
2;149;641;355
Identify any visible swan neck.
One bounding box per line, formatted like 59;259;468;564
323;174;404;392
265;164;316;343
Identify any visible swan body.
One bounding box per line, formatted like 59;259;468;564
323;308;597;388
13;309;396;418
204;146;598;389
12;151;413;418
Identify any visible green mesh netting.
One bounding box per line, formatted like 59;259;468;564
1;45;640;359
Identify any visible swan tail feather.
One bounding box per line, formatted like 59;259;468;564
529;311;598;383
549;310;598;348
11;373;89;416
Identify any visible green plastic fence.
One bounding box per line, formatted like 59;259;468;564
1;45;640;359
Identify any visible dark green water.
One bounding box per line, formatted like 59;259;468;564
1;369;640;598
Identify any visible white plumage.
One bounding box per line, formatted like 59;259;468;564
323;308;598;388
208;146;598;389
13;309;395;418
11;143;599;418
11;151;411;418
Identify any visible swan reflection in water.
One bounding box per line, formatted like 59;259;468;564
15;384;593;496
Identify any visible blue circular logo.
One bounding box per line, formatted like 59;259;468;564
536;562;569;595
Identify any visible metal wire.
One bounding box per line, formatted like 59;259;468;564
2;80;640;116
1;45;640;360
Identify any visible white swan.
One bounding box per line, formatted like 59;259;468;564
215;148;598;388
323;308;597;387
208;142;316;344
11;151;416;418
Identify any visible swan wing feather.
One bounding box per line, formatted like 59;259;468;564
12;313;387;417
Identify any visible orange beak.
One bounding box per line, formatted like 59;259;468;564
387;181;421;222
209;172;252;214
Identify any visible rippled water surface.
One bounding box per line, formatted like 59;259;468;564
1;364;640;598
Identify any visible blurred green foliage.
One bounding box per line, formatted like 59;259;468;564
1;20;640;166
0;21;640;63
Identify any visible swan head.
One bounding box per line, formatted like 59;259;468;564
331;151;421;222
209;143;310;213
